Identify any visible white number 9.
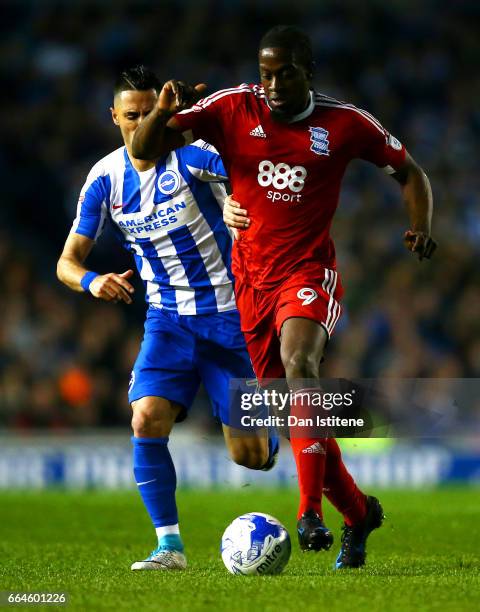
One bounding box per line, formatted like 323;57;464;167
297;287;318;306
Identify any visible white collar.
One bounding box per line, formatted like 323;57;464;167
265;90;315;123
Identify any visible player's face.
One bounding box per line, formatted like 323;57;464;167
259;47;312;121
111;89;158;153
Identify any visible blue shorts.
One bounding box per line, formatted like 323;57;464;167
128;307;255;425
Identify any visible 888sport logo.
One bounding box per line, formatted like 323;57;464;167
257;160;307;203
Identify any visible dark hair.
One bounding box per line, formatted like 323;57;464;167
113;65;161;97
259;25;314;73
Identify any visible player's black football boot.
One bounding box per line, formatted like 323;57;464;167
335;495;384;569
297;509;334;551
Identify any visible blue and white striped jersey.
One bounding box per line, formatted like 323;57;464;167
72;141;236;315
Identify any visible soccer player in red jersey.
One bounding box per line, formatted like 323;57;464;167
132;26;436;568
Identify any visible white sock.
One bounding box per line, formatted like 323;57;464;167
156;524;180;539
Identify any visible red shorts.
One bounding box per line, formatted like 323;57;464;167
235;268;344;379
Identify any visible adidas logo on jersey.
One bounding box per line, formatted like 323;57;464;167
302;442;326;454
250;125;266;138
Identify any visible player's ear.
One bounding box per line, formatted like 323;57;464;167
110;107;120;126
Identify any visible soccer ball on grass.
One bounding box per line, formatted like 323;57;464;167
221;512;291;575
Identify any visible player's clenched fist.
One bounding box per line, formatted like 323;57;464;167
403;230;437;261
90;269;135;304
157;80;208;115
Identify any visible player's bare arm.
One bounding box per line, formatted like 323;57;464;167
392;151;437;260
57;232;135;303
132;79;207;159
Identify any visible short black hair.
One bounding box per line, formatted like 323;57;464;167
259;25;314;72
114;65;161;97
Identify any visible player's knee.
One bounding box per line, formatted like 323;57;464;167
282;349;320;381
131;410;167;437
131;400;175;437
230;443;268;470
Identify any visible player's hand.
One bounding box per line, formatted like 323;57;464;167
157;80;207;115
223;195;250;239
89;269;135;304
403;230;437;261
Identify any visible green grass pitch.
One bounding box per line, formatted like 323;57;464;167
0;488;478;611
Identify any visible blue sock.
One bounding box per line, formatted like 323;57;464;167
261;427;280;470
269;427;280;458
132;437;179;533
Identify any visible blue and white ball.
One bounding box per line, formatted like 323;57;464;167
221;512;291;575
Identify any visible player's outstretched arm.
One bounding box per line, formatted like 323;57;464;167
132;79;207;159
57;233;135;303
392;152;437;260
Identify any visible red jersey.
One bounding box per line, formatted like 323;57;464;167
174;84;406;289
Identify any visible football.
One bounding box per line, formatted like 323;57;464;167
221;512;291;575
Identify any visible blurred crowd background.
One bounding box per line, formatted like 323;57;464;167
1;0;479;430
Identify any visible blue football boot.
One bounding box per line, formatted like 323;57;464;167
131;534;186;571
335;495;384;569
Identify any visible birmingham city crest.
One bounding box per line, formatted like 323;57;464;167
309;127;330;156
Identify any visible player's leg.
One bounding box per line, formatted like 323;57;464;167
130;396;187;570
324;438;384;569
277;276;383;563
323;438;367;526
279;316;333;551
222;424;269;469
129;308;200;570
193;309;279;471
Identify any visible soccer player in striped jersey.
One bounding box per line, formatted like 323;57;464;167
57;66;278;571
132;27;437;569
